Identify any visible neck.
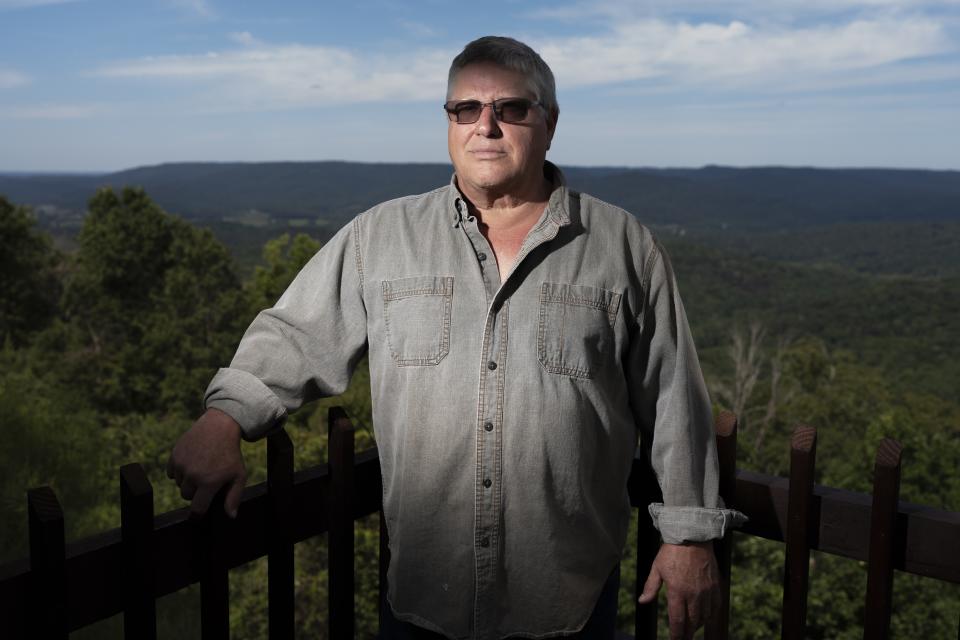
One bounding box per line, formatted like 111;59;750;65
460;175;552;232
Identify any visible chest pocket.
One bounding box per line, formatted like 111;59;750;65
537;282;621;379
382;275;454;366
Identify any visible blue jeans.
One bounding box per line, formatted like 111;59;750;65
381;563;620;640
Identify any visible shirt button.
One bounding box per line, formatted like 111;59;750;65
484;422;493;432
483;478;492;488
480;536;490;548
478;252;487;261
487;361;497;370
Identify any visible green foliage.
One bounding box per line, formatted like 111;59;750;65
2;181;959;638
0;196;59;346
59;186;248;415
0;346;104;563
705;221;960;278
667;236;960;400
702;327;960;638
246;232;322;314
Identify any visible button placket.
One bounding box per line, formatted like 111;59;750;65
473;301;508;640
459;216;499;303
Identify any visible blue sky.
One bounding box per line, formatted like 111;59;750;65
1;0;958;172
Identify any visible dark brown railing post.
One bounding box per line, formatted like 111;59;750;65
27;486;68;640
197;490;231;640
863;438;903;640
379;506;390;632
706;410;739;640
120;463;157;640
268;429;295;640
781;425;818;640
329;406;355;640
634;442;662;640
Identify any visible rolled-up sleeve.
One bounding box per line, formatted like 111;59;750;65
628;240;746;543
205;217;369;441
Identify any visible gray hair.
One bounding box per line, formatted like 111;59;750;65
447;36;558;117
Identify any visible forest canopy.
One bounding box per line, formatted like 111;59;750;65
0;185;957;639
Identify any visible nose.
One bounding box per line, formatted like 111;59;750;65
474;103;502;137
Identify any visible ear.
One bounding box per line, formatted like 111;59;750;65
545;107;559;150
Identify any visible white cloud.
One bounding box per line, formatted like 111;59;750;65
85;14;956;113
535;17;953;90
531;0;960;22
398;20;440;39
228;31;263;47
93;44;453;109
0;69;29;88
167;0;214;19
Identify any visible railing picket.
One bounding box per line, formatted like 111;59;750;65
198;490;231;640
863;438;903;640
781;425;818;640
329;406;356;640
706;411;739;640
379;506;390;633
27;486;68;640
120;463;157;640
268;429;295;640
634;446;662;640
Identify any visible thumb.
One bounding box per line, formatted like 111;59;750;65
638;564;663;604
224;473;246;519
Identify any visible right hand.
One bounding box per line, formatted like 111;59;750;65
166;408;247;519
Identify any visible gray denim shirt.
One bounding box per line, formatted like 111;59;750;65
205;163;745;640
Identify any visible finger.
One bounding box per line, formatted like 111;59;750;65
698;591;712;632
685;588;704;632
189;484;217;518
683;600;704;640
706;584;721;628
637;566;663;604
224;473;246;519
667;590;687;640
179;479;197;501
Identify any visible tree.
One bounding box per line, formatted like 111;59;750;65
0;196;60;346
246;232;322;315
60;186;248;415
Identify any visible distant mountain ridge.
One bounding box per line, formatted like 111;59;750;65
2;161;958;234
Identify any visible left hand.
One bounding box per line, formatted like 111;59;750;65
637;541;720;640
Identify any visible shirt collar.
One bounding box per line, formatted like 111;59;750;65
449;161;571;228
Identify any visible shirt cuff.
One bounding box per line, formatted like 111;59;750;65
647;503;748;544
204;367;288;441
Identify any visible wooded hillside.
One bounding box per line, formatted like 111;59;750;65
1;170;957;638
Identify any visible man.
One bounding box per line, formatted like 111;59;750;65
168;36;744;640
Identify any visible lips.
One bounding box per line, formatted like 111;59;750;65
469;149;507;159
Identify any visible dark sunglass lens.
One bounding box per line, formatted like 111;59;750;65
499;100;530;123
454;102;482;123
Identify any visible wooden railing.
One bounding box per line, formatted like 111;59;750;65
1;408;959;639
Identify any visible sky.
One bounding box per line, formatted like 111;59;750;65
1;0;958;172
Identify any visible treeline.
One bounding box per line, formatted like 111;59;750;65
1;188;958;638
0;188;380;637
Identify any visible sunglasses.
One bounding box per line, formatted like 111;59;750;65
443;98;541;124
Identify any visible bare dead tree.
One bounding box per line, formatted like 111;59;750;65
753;334;797;455
727;322;766;422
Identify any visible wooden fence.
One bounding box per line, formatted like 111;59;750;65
1;408;959;639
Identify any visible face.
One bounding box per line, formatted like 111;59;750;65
446;62;557;200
